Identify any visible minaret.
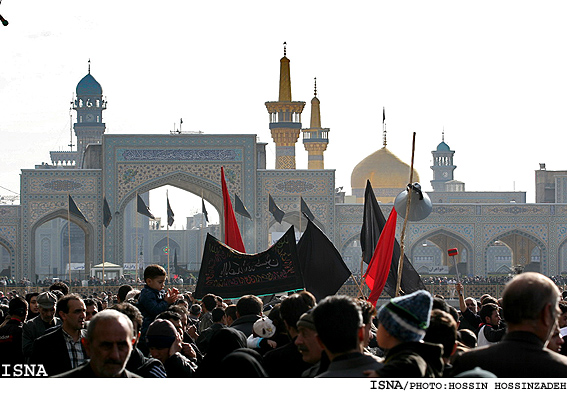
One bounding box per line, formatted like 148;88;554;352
302;78;330;169
430;131;457;191
265;43;305;169
72;60;106;168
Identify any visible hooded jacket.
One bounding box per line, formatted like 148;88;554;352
379;341;444;378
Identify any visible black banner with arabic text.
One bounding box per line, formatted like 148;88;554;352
194;226;303;299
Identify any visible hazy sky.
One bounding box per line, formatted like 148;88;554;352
2;1;567;226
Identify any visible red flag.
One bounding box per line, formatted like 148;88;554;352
364;207;398;305
221;167;246;253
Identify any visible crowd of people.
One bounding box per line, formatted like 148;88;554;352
2;266;567;378
1;274;194;288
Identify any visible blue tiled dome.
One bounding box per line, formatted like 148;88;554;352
76;73;102;96
436;141;451;151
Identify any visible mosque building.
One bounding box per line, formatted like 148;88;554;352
1;49;567;285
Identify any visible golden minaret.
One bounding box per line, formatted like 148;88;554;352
302;77;329;169
265;43;305;169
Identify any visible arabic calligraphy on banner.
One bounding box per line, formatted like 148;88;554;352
193;226;304;299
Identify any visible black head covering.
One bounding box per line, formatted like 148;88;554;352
196;327;247;377
221;348;268;378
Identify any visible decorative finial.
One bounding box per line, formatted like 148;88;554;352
314;77;317;97
283;42;287;57
382;107;387;147
442;129;445;142
88;59;91;74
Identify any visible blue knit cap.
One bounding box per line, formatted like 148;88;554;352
378;290;433;342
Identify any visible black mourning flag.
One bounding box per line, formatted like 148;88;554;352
360;180;383;264
194;226;303;299
360;180;425;297
234;194;252;220
173;249;178;274
167;196;174;227
297;218;351;301
136;194;155;219
269;194;285;224
202;198;209;223
300;197;315;221
69;195;88;223
103;197;112;228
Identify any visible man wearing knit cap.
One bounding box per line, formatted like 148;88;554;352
147;318;196;377
367;289;444;378
312;295;383;377
295;310;329;377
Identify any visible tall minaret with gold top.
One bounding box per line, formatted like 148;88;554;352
302;78;330;169
265;43;305;169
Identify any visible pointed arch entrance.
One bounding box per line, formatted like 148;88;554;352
112;172;224;266
485;230;545;274
103;134;259;265
31;209;93;281
410;229;473;276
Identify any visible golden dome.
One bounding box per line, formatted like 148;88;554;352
351;147;419;203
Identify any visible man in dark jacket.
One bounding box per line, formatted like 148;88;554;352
22;291;60;360
230;295;263;337
370;290;443;378
263;291;316;377
452;272;567;377
476;303;506;346
30;294;87;376
0;296;28;366
313;295;384;377
111;302;167;378
196;307;227;354
54;309;140;378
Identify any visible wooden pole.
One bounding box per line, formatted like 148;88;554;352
395;132;416;297
299;196;302;236
102;214;105;292
355;261;366;299
167;190;171;282
360;256;364;289
67;194;72;287
135;194;139;284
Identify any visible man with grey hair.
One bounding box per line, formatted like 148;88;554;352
452;272;567;377
54;309;140;377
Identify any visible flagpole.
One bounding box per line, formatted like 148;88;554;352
360;257;364;291
299;197;302;239
395;132;416;297
351;272;366;299
136;193;139;284
237;206;241;247
68;194;72;287
267;207;270;249
201;190;204;273
102;213;105;292
167;190;171;283
358;256;364;297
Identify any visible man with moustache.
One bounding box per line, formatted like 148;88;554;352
295;310;329;377
30;294;87;376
